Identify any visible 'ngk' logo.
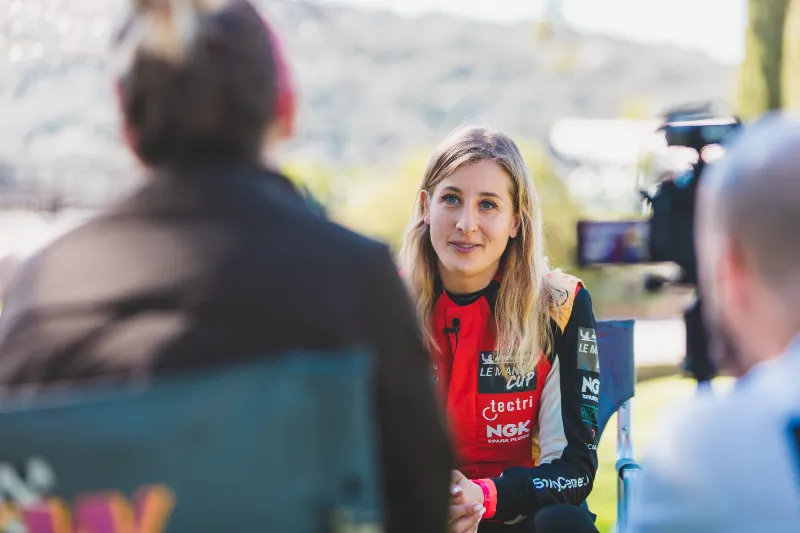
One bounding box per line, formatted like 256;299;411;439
486;421;531;439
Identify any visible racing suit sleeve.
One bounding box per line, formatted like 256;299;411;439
489;287;599;522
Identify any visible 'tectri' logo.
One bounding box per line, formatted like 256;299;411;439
482;396;535;422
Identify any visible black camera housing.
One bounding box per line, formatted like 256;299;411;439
661;118;741;152
576;109;742;383
646;116;742;284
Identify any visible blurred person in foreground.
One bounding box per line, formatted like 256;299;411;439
400;126;601;533
626;112;800;533
0;1;452;531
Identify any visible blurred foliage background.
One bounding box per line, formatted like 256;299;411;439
274;0;800;321
281;140;659;319
737;0;800;116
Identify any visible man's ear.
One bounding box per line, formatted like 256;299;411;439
510;215;521;238
420;190;431;225
114;81;142;161
718;237;751;314
122;121;139;157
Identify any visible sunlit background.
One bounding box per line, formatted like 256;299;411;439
0;1;789;530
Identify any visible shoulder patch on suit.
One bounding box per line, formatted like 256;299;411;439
545;270;584;334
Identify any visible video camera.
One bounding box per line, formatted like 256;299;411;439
575;107;743;383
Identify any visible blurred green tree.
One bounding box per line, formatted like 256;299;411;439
333;150;429;253
782;0;800;109
737;0;791;118
281;159;344;213
280;143;653;316
618;98;653;120
333;140;594;283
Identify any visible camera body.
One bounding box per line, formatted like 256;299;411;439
577;113;742;273
576;110;742;382
646;116;742;283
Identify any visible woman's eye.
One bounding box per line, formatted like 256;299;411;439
442;194;460;205
480;200;497;210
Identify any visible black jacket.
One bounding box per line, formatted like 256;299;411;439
0;163;453;533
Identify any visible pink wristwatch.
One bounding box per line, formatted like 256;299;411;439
473;478;497;519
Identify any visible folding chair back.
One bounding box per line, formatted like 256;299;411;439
596;319;641;532
0;350;383;533
597;319;636;437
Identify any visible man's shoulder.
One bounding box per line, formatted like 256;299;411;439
276;206;393;269
116;171;394;264
644;363;799;475
5;190;395;313
229;172;394;264
634;362;800;532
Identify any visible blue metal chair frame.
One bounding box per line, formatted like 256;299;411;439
596;319;642;532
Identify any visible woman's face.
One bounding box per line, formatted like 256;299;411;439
423;159;520;293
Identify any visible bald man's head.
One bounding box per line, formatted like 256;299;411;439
698;112;800;374
703;113;800;287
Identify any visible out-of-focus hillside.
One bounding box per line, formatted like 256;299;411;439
0;0;729;318
1;0;734;186
265;0;735;166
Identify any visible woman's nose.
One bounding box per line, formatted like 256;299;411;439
456;207;478;234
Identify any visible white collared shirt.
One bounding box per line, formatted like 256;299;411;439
626;335;800;533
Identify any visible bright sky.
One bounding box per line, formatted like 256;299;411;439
315;0;748;64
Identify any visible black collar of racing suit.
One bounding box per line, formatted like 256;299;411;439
434;277;500;309
433;276;562;362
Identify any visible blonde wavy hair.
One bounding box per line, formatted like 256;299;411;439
399;126;556;376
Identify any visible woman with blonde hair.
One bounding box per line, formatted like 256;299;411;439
400;126;600;533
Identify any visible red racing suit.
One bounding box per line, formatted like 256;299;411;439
431;271;600;523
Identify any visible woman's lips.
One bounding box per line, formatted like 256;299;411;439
450;242;481;254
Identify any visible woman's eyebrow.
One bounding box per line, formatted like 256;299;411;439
441;186;503;200
478;192;503;200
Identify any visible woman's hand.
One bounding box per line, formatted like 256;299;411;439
449;471;485;533
451;470;485;505
449;484;483;533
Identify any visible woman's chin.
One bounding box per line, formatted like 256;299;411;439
440;259;494;282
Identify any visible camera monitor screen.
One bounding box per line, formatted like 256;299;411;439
577;220;651;267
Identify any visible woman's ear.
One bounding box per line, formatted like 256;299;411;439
421;190;431;225
510;214;521;238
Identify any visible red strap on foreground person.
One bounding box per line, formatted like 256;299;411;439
261;15;295;129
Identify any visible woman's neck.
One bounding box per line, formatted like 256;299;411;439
437;260;500;295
